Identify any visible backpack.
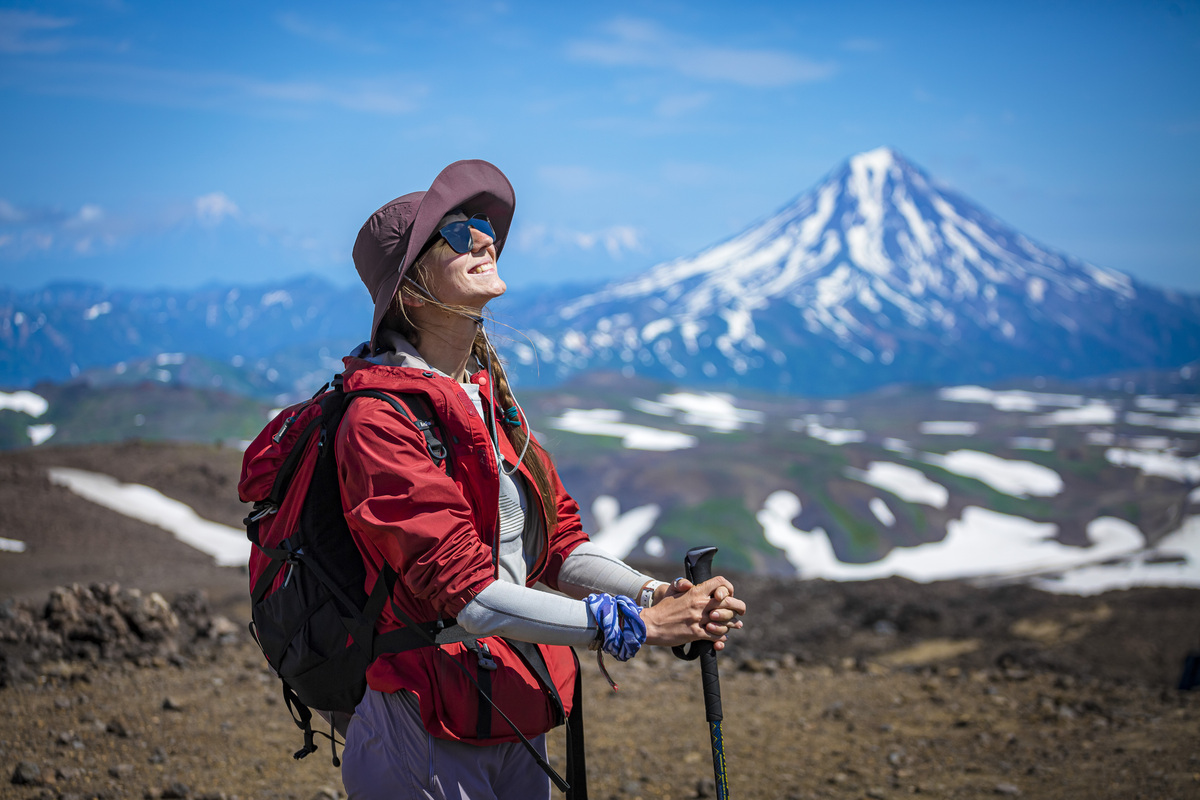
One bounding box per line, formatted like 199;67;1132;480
237;378;586;795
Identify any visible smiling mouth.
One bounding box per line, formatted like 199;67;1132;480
469;264;494;274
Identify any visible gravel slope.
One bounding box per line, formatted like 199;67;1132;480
2;442;1198;799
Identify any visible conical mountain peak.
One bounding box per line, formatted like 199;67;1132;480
514;150;1197;394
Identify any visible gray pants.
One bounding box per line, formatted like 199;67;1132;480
341;689;551;800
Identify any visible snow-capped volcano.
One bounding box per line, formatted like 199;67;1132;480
507;148;1200;394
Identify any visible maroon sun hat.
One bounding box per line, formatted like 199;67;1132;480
353;159;516;350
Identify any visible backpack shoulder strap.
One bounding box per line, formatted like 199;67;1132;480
344;388;450;474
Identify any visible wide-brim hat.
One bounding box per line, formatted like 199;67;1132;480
353;159;516;350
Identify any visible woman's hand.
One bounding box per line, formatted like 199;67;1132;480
640;576;746;652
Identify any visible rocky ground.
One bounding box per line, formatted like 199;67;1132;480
2;442;1199;799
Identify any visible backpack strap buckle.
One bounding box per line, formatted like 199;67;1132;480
472;640;498;671
245;501;278;524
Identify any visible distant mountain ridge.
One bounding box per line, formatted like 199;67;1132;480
0;276;371;400
2;148;1198;399
501;147;1200;394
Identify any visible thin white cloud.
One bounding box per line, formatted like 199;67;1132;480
195;192;240;226
0;199;25;223
77;204;104;223
0;192;243;258
0;10;76;55
536;164;620;193
0;192;347;270
655;92;712;118
8;60;425;117
0;9;129;55
515;223;644;260
275;12;382;55
567;17;835;88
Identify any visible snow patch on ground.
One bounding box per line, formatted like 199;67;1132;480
548;409;698;451
1105;448;1200;483
47;468;248;567
802;422;867;446
848;462;949;508
919;421;979;435
630;392;763;432
27;424;56;446
869;498;895;527
1135;396;1178;413
0;390;49;417
1035;516;1200;595
926;450;1063;498
758;493;1144;584
588;495;661;559
940;385;1084;411
1124;412;1200;433
1032;403;1116;426
0;537;27;553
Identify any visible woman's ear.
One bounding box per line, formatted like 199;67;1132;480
401;293;425;308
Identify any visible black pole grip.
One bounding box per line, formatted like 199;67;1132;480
684;545;717;584
684;547;723;723
672;546;721;662
685;548;729;797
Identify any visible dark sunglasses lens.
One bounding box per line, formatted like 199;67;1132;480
439;215;493;253
468;215;495;239
439;222;473;253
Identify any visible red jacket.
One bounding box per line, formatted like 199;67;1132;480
335;356;590;744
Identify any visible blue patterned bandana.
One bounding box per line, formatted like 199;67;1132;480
585;593;647;662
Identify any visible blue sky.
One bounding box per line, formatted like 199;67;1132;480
1;0;1198;293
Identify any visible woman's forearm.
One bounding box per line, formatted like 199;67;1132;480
556;541;662;600
456;580;595;646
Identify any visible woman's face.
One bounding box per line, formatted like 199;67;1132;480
419;224;506;310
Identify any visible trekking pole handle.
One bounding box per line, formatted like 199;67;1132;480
685;545;717;584
684;547;723;723
683;546;730;799
671;546;720;663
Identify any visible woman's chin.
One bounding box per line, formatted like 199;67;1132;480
481;277;508;301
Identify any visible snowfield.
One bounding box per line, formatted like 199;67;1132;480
588;495;662;559
939;385;1084;412
758;491;1152;587
796;421;867;445
919;421;979;435
925;450;1063;498
0;390;49;417
47;468;248;567
547;408;698;451
1032;403;1116;426
630;392;764;432
847;462;949;508
0;537;27;553
27;424;57;446
1034;516;1200;595
1105;448;1200;483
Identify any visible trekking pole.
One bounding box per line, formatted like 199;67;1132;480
672;546;730;800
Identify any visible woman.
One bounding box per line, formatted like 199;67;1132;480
338;159;746;799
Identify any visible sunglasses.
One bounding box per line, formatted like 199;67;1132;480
438;214;495;254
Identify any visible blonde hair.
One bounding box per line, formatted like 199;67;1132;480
378;246;559;533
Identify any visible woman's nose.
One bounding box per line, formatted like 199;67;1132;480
470;226;495;251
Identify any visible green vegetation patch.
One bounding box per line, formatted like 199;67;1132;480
654;497;772;573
